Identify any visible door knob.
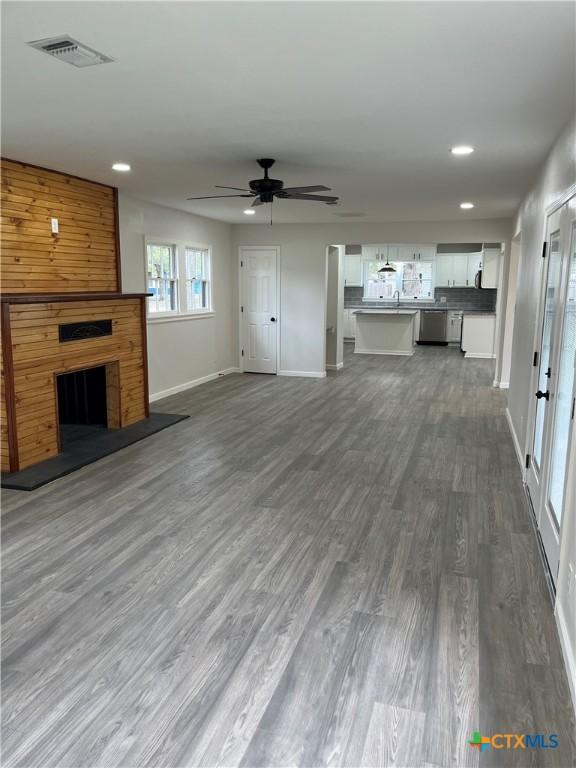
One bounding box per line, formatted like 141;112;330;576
535;390;550;401
270;317;276;322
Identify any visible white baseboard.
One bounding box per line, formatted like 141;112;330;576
505;406;525;471
464;352;497;359
354;348;414;356
492;380;510;389
325;362;344;371
556;601;576;714
278;370;326;378
149;367;240;402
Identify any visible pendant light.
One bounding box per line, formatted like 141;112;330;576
378;251;396;273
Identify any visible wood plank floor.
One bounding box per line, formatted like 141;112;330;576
2;345;575;768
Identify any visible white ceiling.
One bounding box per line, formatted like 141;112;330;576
2;1;574;224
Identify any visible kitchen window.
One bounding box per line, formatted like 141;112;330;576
363;260;433;301
146;242;213;317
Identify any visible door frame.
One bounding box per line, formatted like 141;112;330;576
238;245;281;374
524;195;575;583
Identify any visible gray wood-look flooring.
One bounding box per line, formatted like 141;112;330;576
2;345;575;768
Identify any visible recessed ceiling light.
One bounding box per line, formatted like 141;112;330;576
451;145;475;155
460;202;475;209
243;209;256;215
112;163;131;172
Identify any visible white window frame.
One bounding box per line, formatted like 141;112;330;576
361;259;436;303
145;241;179;316
144;239;214;322
183;245;212;315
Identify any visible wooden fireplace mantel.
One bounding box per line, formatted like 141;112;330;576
1;293;151;304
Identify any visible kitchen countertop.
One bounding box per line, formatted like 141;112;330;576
345;304;495;315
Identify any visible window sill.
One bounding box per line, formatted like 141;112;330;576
147;311;214;324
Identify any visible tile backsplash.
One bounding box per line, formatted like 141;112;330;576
344;286;496;311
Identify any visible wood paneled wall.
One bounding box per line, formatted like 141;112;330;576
1;159;119;294
2;297;147;471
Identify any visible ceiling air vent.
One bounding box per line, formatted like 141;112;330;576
28;35;113;67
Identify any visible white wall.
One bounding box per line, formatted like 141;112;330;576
507;117;576;709
232;219;512;375
118;194;238;399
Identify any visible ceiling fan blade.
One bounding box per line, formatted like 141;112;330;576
186;194;253;200
252;197;265;207
215;185;251;192
278;185;330;194
278;193;339;203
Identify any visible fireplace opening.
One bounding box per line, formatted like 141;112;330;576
57;366;109;447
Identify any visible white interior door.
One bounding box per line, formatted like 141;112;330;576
240;247;278;374
526;199;576;580
540;204;576;578
526;209;564;513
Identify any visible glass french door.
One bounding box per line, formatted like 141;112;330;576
527;198;576;581
540;215;576;576
526;209;564;513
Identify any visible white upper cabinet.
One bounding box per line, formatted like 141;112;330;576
344;255;362;286
435;252;482;287
395;244;435;261
481;248;500;289
435;254;453;286
451;255;469;287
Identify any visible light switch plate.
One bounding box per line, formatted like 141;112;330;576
50;217;59;234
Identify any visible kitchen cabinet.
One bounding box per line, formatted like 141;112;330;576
451;256;468;287
396;244;436;261
481;248;500;289
461;314;496;358
343;308;357;339
447;311;463;342
434;252;482;287
434;254;453;287
344;255;362;286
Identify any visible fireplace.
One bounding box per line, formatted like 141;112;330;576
55;361;121;448
57;365;107;446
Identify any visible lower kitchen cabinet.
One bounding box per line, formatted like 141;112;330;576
343;308;357;339
461;314;496;358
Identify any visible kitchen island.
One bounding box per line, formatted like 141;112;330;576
353;309;418;356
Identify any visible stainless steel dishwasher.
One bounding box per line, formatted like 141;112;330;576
418;310;448;345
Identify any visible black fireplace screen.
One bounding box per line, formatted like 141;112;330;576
57;366;108;426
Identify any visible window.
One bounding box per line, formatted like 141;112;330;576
363;260;433;301
185;247;211;311
146;242;212;317
146;244;178;314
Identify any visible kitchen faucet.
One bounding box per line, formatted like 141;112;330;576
393;290;400;307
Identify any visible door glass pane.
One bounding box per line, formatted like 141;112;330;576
533;232;562;469
547;225;576;525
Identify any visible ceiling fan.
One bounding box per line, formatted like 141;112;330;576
187;158;339;207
